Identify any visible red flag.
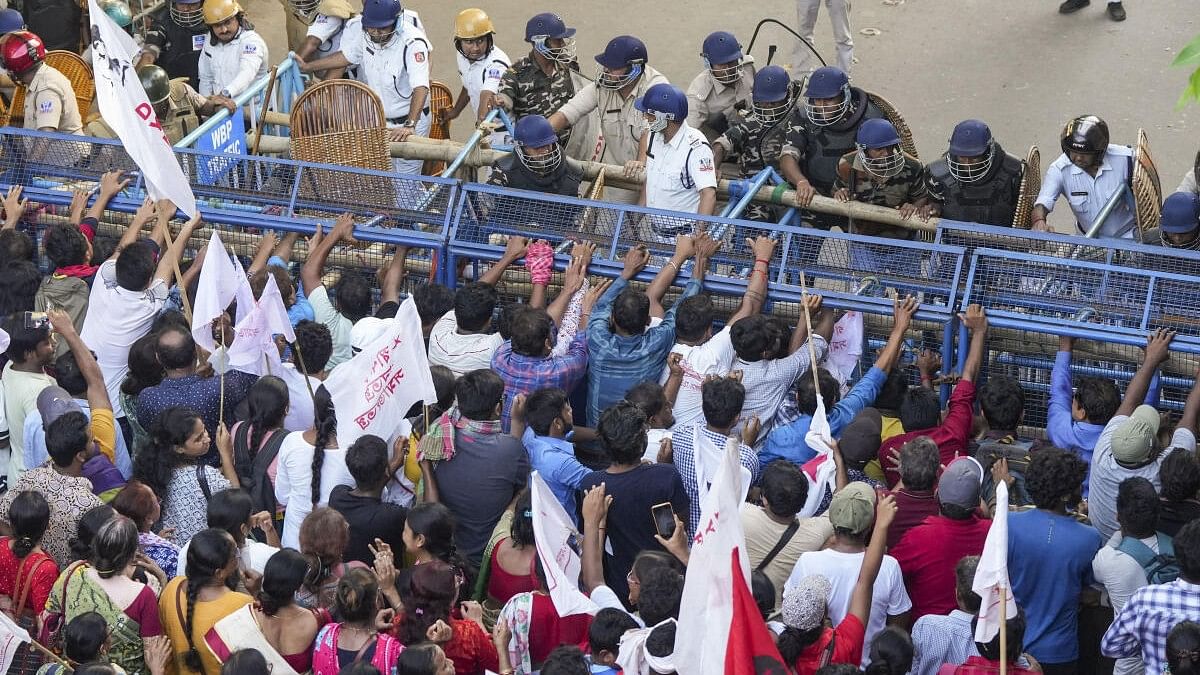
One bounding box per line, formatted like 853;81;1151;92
724;547;789;675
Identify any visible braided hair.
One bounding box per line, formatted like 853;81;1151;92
182;529;237;672
406;502;476;591
310;385;336;506
9;491;49;559
244;376;289;461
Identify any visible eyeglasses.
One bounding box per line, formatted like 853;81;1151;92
626;570;639;586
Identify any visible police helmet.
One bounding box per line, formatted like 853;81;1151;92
947;119;995;183
1160;192;1200;236
635;83;687;133
524;12;576;64
101;0;134;27
138;65;172;105
0;8;25;34
752;65;792;124
803;66;851;127
171;0;205;28
1060;115;1109;155
856;118;904;178
595;35;646;90
514;114;562;175
701;31;742;86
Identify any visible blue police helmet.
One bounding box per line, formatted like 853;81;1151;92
524;12;575;42
753;66;790;103
701;31;742;65
361;0;401;28
0;9;25;34
596;35;647;69
513;114;558;148
804;66;849;99
1160;192;1200;234
857;118;901;149
635;83;688;121
949;119;993;157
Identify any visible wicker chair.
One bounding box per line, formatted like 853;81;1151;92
289;78;395;207
422;80;453;176
6;51;96;127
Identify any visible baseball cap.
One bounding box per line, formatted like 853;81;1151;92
1160;192;1200;235
839;408;882;464
1110;404;1161;464
828;481;876;534
937;456;984;509
782;574;831;631
37;386;81;427
350;316;388;353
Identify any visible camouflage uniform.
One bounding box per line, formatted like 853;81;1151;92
714;110;790;224
836;150;928;278
86;79;205;144
496;55;578;144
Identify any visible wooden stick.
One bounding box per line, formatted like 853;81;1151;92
251;65;280;157
219;320;227;427
798;271;822;394
25;634;69;668
158;220;193;323
291;339;317;403
1000;585;1008;675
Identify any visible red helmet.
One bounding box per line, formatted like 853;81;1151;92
0;30;44;75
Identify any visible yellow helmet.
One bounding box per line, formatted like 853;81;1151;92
202;0;242;25
454;8;495;40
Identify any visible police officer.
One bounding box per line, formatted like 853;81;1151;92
778;65;886;225
88;65;234;144
0;9;26;87
924;119;1025;227
685;31;755;140
137;0;209;89
294;0;359;80
0;30;84;161
712;65;797;223
198;0;267;99
487;114;581;197
1144;192;1200;250
496;13;578;141
636;83;717;240
298;0;431;174
445;9;510;137
1032;115;1135;238
551;35;668;202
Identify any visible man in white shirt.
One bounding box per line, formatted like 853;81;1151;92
1032;115;1136;238
1093;477;1164;675
427;237;527;377
1;317;57;485
661;236;776;430
1087;329;1199;540
445;8;510;149
635;83;718;242
786;482;912;668
292;0;358;80
297;0;431;174
198;0;268;99
299;213;357;369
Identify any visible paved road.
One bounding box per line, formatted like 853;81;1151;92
241;0;1198;230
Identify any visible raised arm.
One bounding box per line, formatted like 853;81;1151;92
788;294;830;355
847;494;897;627
86;170;131;222
246;231;279;278
547;241;595;326
112;198;158;260
480;236;529;287
380;245;410;307
272;231;300;263
729;236;777;325
689;234;720;285
1118;328;1174;417
1179;366;1200;437
2;185;27;230
580;483;611;593
959;304;989;383
47;309;110;413
646;236;694;318
154;209;202;287
875;296;919;373
301;213;355;296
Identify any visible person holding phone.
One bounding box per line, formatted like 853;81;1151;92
578;401;690;607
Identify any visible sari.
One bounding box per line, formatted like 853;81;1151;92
44;565;149;675
205;604;302;675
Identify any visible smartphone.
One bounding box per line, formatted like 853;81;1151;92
651;502;676;539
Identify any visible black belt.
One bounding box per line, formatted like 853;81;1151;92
388;107;430;126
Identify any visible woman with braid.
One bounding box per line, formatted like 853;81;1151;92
274;386;354;549
160;529;252;675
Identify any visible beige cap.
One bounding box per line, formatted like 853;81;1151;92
828;481;877;534
1110;404;1161;465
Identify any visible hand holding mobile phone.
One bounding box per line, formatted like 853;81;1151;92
651;502;676;539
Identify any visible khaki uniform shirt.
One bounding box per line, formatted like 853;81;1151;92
556;64;669;166
25;64;82;134
685;58;755;133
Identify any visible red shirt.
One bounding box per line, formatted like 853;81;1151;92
886;489;938;550
528;593;592;667
442;617;500;675
890;514;990;620
0;539;57;615
792;614;865;674
879;380;977;488
944;656;1040;674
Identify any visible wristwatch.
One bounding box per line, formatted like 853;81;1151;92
402;120;417;129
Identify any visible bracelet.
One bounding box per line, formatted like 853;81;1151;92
754;258;770;267
665;259;679;272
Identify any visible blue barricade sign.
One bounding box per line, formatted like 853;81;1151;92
195;108;245;185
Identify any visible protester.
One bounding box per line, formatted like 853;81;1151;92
1158;449;1200;537
909;555;981;675
111;479;180;580
483;489;539;606
886;436;941;549
295;507;366;610
329;434;408;566
229;376;290;526
311;567;405;674
391;560;499;674
274;386;353;550
175;487;279;578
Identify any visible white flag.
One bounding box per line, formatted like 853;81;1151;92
0;326;9;355
88;0;196;217
799;391;838;517
530;471;598;617
258;270;296;342
826;311;864;394
323;297;437;448
226;275;288;376
973;480;1015;643
675;438;750;675
0;609;30;674
192;231;249;352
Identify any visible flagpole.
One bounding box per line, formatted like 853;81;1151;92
798;271;822;395
159;219;193;323
219;320;227;427
292;340;317;403
999;584;1008;675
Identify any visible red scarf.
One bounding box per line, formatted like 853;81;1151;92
54;264;99;278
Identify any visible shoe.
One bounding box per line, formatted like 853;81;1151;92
1107;2;1126;20
1058;0;1090;13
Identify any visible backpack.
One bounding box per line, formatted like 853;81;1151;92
1116;533;1180;585
975;435;1037;506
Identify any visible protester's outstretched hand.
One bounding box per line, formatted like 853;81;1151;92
891;295;919;335
958;303;987;333
621;245;650;280
583;279;612;315
99;170;131;198
1144;327;1176;366
582;483;612;528
2;185;27;228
